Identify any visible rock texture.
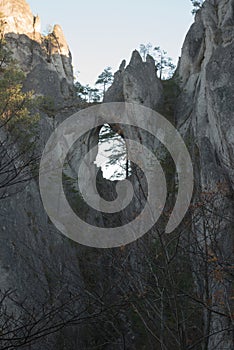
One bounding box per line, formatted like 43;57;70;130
103;51;167;231
0;1;83;348
1;0;74;102
0;0;233;349
176;1;234;348
0;0;40;36
103;1;234;349
177;0;234;189
104;50;163;110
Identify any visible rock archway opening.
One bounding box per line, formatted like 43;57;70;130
94;124;131;181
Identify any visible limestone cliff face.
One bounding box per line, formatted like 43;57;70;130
103;50;166;231
0;0;233;349
176;1;234;349
1;0;74;102
177;0;234;189
0;0;40;36
0;1;83;349
104;50;163;110
103;1;233;349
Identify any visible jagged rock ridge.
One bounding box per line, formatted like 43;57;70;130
1;0;74;102
0;0;40;36
104;50;163;110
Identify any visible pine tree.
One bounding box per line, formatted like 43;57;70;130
95;67;113;96
191;0;204;15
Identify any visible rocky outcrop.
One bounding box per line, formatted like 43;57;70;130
0;0;40;37
0;1;82;348
177;0;234;189
103;1;233;349
1;0;74;103
176;1;234;348
0;0;233;349
104;50;163;110
103;49;167;236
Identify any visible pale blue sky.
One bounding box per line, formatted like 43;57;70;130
27;0;194;86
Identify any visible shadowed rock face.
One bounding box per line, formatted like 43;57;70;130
176;1;234;348
0;2;84;349
177;0;234;190
103;51;166;239
0;0;233;349
104;1;233;348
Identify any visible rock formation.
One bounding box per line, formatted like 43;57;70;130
0;0;40;36
104;50;163;110
103;1;233;349
177;0;234;189
1;0;74;103
175;1;234;348
0;0;233;349
0;1;84;349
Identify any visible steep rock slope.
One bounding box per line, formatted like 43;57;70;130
0;1;87;349
176;1;234;348
1;0;74;102
177;0;234;188
103;1;233;348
